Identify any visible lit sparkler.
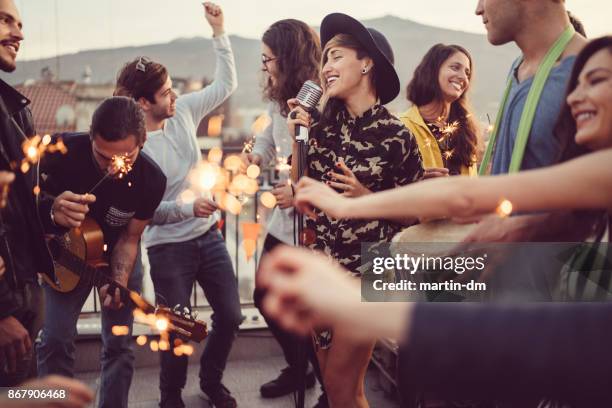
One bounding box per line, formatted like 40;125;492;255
19;135;67;174
87;154;133;194
431;119;461;168
242;136;255;154
276;157;291;172
441;120;460;137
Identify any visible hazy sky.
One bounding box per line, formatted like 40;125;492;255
15;0;612;61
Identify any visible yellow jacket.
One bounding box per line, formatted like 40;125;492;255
399;105;477;177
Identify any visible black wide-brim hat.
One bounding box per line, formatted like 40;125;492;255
320;13;400;105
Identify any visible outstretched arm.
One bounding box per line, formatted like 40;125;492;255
295;148;612;220
178;2;237;126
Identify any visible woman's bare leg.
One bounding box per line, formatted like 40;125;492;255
321;330;375;408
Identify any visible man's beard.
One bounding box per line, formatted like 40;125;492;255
152;108;173;122
0;57;16;73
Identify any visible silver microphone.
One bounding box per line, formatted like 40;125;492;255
294;80;322;141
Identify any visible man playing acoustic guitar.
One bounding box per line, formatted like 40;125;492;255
36;97;166;408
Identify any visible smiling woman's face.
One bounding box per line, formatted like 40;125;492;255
438;51;471;103
322;46;372;101
567;48;612;150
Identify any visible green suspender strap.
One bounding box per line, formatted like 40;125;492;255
479;25;575;175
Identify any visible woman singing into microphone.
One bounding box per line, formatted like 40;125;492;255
287;13;423;407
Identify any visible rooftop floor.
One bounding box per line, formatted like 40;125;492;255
74;330;400;408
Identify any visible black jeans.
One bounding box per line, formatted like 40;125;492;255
147;228;243;392
253;235;323;384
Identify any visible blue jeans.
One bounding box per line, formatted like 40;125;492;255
147;227;242;393
37;254;144;408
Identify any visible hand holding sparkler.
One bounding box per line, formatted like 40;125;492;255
51;191;96;228
193;197;219;218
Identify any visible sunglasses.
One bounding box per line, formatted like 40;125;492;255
261;54;277;65
136;56;152;73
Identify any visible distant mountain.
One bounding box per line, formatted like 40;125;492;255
7;15;519;117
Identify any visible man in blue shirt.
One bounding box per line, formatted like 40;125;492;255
464;0;588;246
475;0;586;174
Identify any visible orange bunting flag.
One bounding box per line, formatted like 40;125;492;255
241;222;262;261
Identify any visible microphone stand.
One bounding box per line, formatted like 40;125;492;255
294;122;309;408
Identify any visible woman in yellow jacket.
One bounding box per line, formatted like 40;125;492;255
400;44;480;177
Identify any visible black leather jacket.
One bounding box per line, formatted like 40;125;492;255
0;79;55;319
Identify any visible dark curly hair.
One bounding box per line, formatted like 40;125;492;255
262;19;321;116
406;44;480;170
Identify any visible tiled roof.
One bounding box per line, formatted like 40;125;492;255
15;82;77;136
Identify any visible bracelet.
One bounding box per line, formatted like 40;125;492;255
50;208;57;226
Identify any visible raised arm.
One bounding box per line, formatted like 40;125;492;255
178;2;237;126
295;148;612;220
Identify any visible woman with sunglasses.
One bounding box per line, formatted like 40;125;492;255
241;19;327;404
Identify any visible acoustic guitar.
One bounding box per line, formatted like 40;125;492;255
43;217;208;342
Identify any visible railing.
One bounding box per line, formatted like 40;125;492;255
80;147;286;316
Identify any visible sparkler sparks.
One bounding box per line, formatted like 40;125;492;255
242;137;255;154
109;154;133;179
441;120;460;137
19;135;67;174
431;119;462;168
87;154;134;194
276;157;291;172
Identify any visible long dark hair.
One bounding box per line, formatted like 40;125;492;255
262;19;321;117
554;35;612;163
551;36;612;241
406;44;479;169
